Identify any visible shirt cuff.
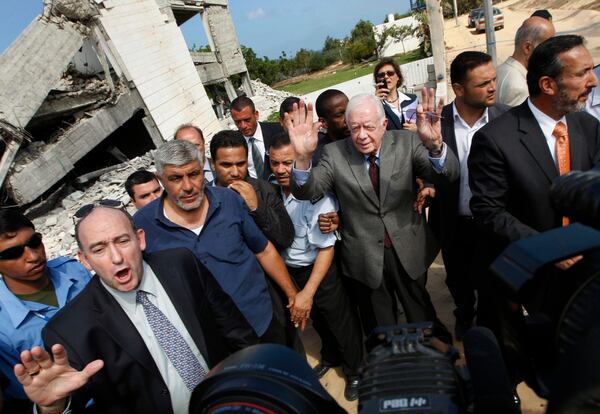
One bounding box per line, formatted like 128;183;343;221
292;160;312;185
34;397;72;414
428;142;447;172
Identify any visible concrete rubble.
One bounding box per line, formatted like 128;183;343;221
33;79;289;259
32;152;155;258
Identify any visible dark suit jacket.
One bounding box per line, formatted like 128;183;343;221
42;248;258;413
429;103;509;247
383;93;418;130
259;121;284;180
468;101;600;249
247;176;294;250
291;130;459;288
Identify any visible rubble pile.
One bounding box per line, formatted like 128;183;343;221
250;79;293;120
32;78;291;259
32;153;155;258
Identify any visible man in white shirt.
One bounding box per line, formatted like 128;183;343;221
428;51;509;340
230;96;284;180
14;206;257;414
496;16;555;106
269;133;363;401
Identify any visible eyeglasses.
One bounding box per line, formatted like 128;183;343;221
0;232;43;260
376;70;396;79
73;199;125;224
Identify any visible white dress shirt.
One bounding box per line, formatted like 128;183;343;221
101;262;209;414
243;123;266;178
452;104;489;216
527;98;568;165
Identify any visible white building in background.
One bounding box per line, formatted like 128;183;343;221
373;13;420;57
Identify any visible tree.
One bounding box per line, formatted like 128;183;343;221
345;20;376;63
411;11;431;56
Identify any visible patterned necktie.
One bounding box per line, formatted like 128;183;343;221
553;121;571;226
136;290;206;391
368;155;392;247
249;137;264;179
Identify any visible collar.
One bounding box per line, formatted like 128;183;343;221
154;187;220;229
527;98;567;138
244;122;264;142
100;261;156;314
452;103;489;128
363;147;382;162
0;267;77;328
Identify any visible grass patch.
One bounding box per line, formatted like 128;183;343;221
276;49;425;96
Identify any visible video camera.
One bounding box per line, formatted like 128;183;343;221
489;167;600;412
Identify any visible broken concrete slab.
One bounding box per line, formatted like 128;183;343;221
0;17;86;129
7;90;144;204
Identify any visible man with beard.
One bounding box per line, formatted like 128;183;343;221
427;51;509;340
468;35;600;384
134;140;309;344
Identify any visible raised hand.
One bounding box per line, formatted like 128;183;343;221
416;87;445;155
14;344;103;413
282;100;321;169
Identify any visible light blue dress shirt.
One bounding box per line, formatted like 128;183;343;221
282;192;338;268
0;257;91;401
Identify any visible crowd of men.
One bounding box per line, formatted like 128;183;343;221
0;11;598;413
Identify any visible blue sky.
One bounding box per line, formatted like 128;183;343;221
1;0;411;59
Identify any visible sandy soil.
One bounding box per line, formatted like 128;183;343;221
443;0;600;98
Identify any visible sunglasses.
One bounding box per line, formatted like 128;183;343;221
0;232;43;260
376;70;396;79
73;199;125;224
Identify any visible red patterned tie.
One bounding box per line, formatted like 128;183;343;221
553;121;570;226
368;156;392;247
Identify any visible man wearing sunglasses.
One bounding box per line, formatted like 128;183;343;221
0;210;90;412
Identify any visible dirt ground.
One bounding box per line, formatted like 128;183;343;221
443;0;600;98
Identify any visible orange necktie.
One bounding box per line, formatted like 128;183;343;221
553;121;570;225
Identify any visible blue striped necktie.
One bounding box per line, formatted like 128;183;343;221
136;290;206;390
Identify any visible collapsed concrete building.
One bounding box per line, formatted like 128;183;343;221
0;0;253;206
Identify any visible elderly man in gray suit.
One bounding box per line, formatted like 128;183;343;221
285;91;459;342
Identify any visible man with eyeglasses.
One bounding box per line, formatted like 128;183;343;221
0;209;90;412
285;92;459;344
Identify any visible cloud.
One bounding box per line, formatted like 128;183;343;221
247;8;266;20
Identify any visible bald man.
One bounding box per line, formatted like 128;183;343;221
496;16;555;106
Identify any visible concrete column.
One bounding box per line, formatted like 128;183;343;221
240;72;254;97
223;79;237;101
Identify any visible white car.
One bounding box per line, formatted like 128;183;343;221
475;8;504;33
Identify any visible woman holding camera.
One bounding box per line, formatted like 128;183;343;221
373;57;418;131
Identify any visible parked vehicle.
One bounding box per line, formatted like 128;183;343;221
474;8;504;33
468;8;483;28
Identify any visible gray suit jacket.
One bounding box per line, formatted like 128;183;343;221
291;130;459;288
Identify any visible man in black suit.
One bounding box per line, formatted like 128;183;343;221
231;96;284;180
14;206;257;414
428;51;509;340
468;35;600;382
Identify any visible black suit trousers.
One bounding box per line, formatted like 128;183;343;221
441;217;478;321
287;262;363;376
351;247;452;344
